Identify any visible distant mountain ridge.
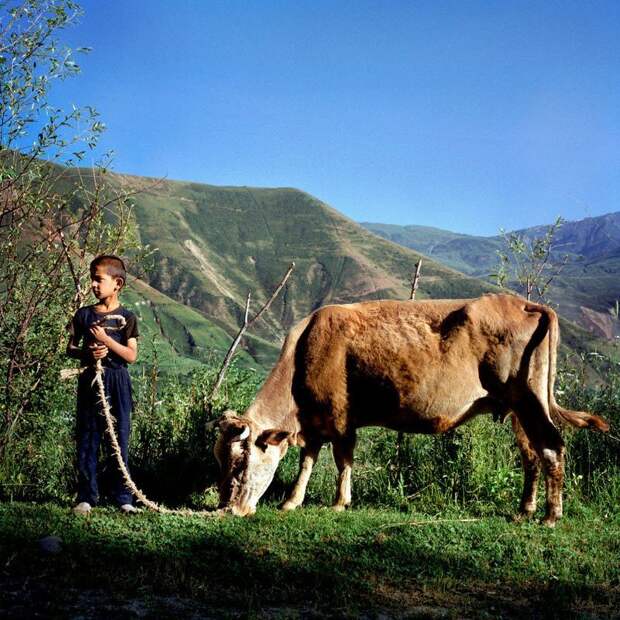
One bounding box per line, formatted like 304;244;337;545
359;223;501;277
362;213;620;339
517;212;620;261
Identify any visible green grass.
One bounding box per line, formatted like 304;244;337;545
1;502;619;618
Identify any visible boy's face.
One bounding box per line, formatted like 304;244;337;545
91;266;121;300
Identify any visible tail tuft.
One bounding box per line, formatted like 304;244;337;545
555;406;610;432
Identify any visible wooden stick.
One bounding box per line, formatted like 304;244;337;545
409;259;422;301
247;262;295;329
207;262;295;406
397;259;423;477
208;292;252;403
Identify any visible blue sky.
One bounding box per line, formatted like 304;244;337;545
52;1;619;236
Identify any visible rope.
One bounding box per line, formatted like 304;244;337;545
89;314;221;517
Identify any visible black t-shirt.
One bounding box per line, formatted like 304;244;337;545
68;305;139;369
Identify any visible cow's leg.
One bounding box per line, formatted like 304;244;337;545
332;433;356;512
514;396;565;527
511;414;541;520
281;442;322;511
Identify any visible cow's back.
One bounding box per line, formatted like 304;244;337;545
291;294;545;437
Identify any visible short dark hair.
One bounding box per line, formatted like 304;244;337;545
90;255;127;287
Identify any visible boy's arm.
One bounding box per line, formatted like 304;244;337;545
66;335;107;363
67;310;108;363
66;314;83;361
66;338;85;361
90;325;138;363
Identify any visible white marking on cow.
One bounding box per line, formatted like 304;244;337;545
543;448;558;466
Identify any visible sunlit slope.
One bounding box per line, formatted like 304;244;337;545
50;164;612;367
101;173;494;354
122;277;267;373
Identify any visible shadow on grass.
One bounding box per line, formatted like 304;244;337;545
0;503;618;618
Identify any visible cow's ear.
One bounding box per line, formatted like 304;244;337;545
256;429;290;451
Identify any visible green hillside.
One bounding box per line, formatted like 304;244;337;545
62;170;497;366
121;277;267;375
50;166;613;368
360;222;502;276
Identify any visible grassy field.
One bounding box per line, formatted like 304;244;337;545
1;501;619;618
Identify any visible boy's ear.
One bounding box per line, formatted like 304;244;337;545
115;277;124;291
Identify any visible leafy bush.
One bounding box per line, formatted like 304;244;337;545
557;354;620;507
129;360;263;506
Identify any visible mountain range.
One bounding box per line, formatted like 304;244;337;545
362;214;620;341
62;169;615;371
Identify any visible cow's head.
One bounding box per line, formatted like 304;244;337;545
213;410;291;516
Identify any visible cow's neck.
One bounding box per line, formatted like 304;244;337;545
242;315;312;438
243;356;299;435
244;382;299;434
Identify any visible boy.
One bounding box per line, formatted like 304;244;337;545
66;255;139;515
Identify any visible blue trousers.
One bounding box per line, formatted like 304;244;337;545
76;366;133;506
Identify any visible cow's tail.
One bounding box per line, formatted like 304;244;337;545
535;303;610;433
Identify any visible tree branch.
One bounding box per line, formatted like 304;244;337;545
207;262;295;408
409;259;422;301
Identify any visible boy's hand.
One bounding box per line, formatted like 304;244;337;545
90;325;111;345
89;342;109;360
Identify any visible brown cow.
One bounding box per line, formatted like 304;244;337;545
214;294;608;525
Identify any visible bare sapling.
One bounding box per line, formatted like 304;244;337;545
409;259;423;301
206;262;295;411
493;216;568;302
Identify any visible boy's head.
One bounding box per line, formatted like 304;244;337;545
89;255;127;299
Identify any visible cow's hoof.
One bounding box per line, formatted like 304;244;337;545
542;516;558;528
281;500;298;512
512;510;535;523
331;504;348;512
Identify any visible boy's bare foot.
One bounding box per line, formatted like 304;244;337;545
120;504;139;514
73;502;92;515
